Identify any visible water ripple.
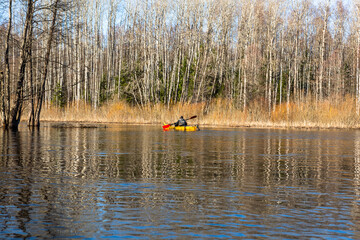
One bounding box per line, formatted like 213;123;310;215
0;126;360;239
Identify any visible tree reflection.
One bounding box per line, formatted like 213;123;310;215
0;126;359;238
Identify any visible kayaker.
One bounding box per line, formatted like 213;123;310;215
175;116;187;126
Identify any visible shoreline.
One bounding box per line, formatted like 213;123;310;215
21;99;360;130
32;120;360;130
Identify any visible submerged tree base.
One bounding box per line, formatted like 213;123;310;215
37;97;360;129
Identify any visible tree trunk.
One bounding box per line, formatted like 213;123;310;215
9;0;34;131
32;0;60;127
2;0;12;129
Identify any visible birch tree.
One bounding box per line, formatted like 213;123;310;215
2;0;360;129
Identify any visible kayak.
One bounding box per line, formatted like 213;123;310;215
163;124;200;131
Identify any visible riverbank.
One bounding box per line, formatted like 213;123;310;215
39;97;360;129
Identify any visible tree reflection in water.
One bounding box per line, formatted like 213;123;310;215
0;125;359;239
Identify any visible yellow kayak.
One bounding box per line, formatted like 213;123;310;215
163;124;200;131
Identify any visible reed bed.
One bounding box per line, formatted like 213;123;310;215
40;96;360;129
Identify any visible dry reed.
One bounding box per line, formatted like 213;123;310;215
40;96;360;129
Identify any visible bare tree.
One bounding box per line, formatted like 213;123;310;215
9;0;34;130
1;0;12;129
30;0;61;127
3;0;360;128
355;2;360;114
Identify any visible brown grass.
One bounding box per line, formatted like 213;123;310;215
40;96;360;129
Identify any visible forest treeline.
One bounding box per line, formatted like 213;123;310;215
1;0;360;130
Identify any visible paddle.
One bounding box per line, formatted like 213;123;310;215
163;115;197;129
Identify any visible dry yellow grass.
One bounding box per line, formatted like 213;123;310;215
40;96;360;129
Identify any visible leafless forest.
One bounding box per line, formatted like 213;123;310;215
1;0;360;130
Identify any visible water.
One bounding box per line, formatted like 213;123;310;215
1;124;360;239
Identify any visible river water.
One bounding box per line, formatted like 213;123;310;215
0;124;359;239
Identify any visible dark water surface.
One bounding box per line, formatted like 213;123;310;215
1;125;360;239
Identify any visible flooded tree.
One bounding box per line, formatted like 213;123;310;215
30;0;61;127
1;0;65;130
1;0;12;129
